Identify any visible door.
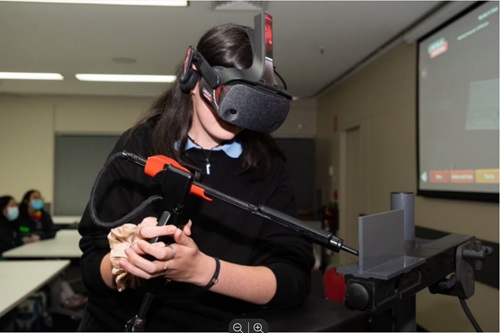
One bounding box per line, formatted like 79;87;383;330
338;125;362;265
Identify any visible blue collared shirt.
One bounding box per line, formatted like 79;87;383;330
175;137;243;158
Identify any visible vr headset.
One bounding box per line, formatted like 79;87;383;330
179;13;292;133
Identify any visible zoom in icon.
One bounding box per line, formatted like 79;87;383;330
229;318;269;333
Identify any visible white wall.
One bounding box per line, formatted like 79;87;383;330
0;96;55;203
0;95;149;203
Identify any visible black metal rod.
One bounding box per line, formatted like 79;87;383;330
201;184;358;256
121;151;358;256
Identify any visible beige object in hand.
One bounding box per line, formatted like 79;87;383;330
108;223;142;292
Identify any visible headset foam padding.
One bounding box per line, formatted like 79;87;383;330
216;84;290;133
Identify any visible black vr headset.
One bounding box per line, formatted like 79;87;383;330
179;13;292;133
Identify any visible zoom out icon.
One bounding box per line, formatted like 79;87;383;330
229;318;269;333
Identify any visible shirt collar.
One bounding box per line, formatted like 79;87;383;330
178;137;243;158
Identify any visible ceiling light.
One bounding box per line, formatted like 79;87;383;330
75;74;176;83
211;1;267;11
0;72;64;80
0;0;188;6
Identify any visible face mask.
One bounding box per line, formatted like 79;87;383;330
30;199;44;211
6;207;19;221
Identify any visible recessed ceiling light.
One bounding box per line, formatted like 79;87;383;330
0;0;188;6
75;74;176;83
211;1;266;11
0;72;64;80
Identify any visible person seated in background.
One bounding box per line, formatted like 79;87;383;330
2;193;86;311
16;189;56;242
15;190;87;308
0;195;23;256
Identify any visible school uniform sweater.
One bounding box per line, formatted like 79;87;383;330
78;124;314;331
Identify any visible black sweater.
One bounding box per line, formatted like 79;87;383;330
78;124;315;331
15;210;56;240
0;216;22;256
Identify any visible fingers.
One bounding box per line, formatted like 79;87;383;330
173;226;195;247
122;244;172;279
119;220;195;281
166;244;177;260
121;240;177;277
131;239;173;260
136;217;193;240
121;247;157;279
140;217;159;227
183;220;193;236
138;223;177;239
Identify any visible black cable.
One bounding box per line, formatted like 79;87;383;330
274;68;288;90
89;152;162;228
460;298;483;332
90;152;164;332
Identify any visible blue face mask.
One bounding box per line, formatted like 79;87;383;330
6;207;19;221
30;199;44;211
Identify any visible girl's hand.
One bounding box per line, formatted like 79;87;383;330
117;219;212;286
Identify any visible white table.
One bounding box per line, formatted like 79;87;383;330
52;215;81;226
0;260;70;317
2;229;82;259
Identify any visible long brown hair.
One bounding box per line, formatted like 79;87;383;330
130;23;284;177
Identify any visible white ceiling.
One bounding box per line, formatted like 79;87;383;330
0;1;470;99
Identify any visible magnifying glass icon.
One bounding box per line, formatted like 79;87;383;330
253;323;264;333
232;323;244;333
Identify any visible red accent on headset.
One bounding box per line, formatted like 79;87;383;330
144;155;212;201
214;85;227;107
264;13;273;59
